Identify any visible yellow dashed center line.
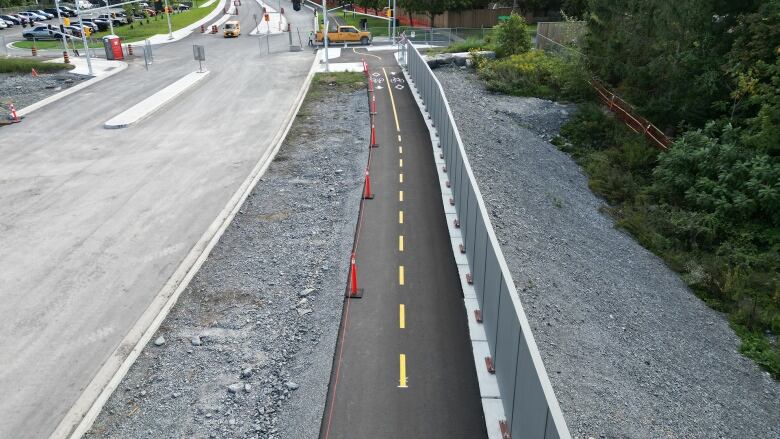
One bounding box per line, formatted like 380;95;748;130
399;158;403;168
382;68;401;132
399;210;404;224
399;265;405;285
399;190;404;202
399;354;408;388
399;235;404;251
399;146;403;154
399;304;406;329
398;135;402;142
399;173;404;183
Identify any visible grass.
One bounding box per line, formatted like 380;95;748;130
13;2;219;50
303;72;365;104
0;57;74;73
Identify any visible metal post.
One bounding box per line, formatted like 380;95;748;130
105;2;114;35
392;0;396;45
53;0;70;57
74;0;93;75
163;0;173;40
322;0;328;71
143;45;149;70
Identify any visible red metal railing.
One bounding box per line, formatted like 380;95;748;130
590;79;671;150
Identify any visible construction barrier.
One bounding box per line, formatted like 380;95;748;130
211;24;218;33
30;68;39;77
201;24;205;32
63;50;69;64
127;44;133;56
363;169;374;199
348;252;363;298
31;46;37;56
8;102;19;123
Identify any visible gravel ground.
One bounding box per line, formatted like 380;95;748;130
0;71;88;118
85;78;369;439
434;66;780;439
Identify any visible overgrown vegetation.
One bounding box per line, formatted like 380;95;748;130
0;57;74;73
464;2;779;377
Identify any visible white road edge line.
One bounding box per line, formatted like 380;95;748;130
50;51;323;439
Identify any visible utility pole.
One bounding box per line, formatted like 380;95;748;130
53;0;69;57
322;0;328;72
102;0;114;34
74;0;93;75
392;0;396;45
163;0;173;39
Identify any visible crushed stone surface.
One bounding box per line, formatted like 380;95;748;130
434;65;780;439
86;82;369;439
0;71;88;118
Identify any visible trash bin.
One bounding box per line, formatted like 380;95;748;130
103;35;124;60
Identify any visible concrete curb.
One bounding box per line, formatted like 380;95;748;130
17;61;128;118
103;70;210;129
49;51;322;439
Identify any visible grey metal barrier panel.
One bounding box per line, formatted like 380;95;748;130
403;42;571;439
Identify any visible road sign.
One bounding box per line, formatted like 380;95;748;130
193;44;205;61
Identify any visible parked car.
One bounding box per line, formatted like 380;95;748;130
18;11;45;22
59;6;78;16
22;25;57;40
175;4;190;10
1;15;23;25
13;14;31;24
82;18;109;31
0;20;7;29
1;17;15;26
77;1;94;9
142;8;156;16
30;9;55;19
97;14;123;25
65;25;83;36
139;1;150;7
69;23;96;35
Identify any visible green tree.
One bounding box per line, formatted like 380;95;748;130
493;12;531;57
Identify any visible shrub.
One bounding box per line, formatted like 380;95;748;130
479;50;591;102
493;12;531;58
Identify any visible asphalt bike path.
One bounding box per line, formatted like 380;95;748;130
320;50;487;438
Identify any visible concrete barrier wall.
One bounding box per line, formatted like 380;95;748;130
401;42;571;439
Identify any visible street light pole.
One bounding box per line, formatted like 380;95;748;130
74;0;93;75
392;0;396;45
105;2;114;34
322;0;328;72
53;0;70;57
163;0;173;39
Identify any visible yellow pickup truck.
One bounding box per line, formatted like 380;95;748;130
316;25;372;45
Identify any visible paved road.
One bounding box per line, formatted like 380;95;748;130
320;51;487;438
0;3;318;438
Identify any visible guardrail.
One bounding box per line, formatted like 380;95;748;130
400;41;571;439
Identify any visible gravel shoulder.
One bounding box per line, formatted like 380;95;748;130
86;77;368;439
0;71;89;118
434;66;780;439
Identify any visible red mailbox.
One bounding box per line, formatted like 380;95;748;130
103;35;124;61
